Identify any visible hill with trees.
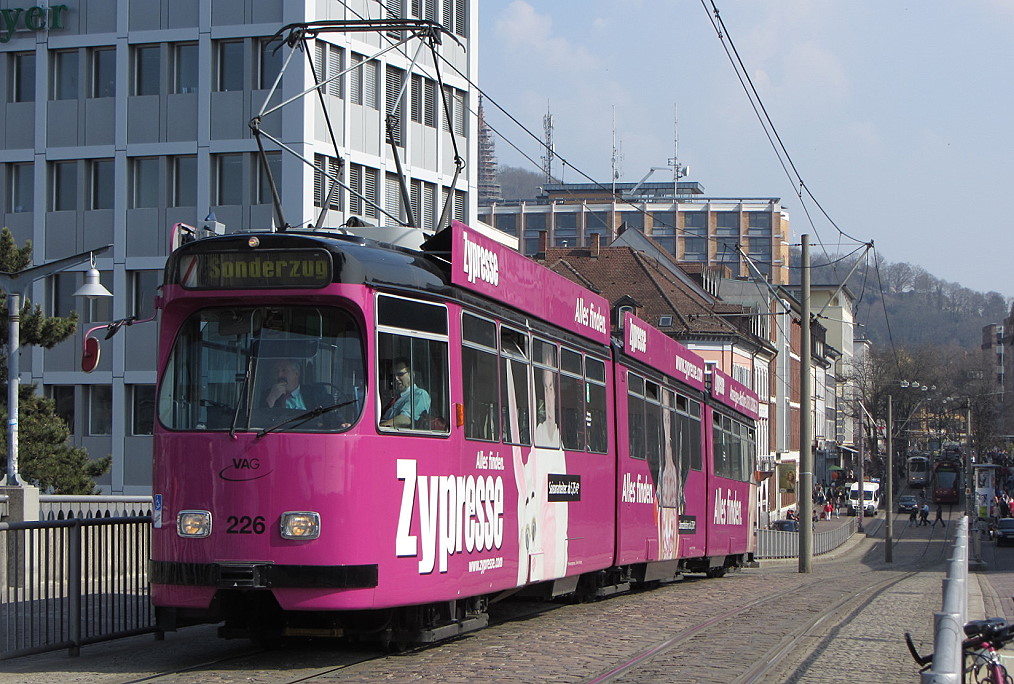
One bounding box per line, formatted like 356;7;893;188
799;251;1010;349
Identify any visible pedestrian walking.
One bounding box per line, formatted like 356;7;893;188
933;504;944;527
909;506;918;527
920;503;930;526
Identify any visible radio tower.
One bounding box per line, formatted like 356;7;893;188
542;102;555;184
477;97;502;204
669;103;689;193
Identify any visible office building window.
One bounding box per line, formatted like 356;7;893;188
617;210;643;231
135;45;160;96
12;52;35;102
682;211;707;260
90;159;114;210
522;211;545;256
350;53;363;105
216;154;243;205
410;74;423;123
52;49;79;100
259;39;282;90
131;385;156;435
49;272;77;317
347;163;378;218
314;41;343;97
424;78;437;127
48;386;75;432
88;385;113;436
554;212;578;247
715;211;740;237
494;213;517;237
131;157;159;209
174;42;198;94
217;40;244;92
748;211;772;236
172;156;197;207
386;65;405;145
129;270;160;318
9;163;33;213
586;210;611;245
257;152;281;205
313;154;342;210
51;161;77;211
364;59;379;110
91;47;115;98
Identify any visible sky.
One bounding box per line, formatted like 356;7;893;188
477;1;1014;299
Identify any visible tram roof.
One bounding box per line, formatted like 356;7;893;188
164;230;452;296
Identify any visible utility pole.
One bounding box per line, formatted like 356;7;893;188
885;395;893;562
799;234;813;573
856;402;865;534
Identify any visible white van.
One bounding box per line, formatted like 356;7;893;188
848;481;881;516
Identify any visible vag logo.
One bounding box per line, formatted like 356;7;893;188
218;457;272;481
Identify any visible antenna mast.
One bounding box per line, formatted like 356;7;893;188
542;102;555;184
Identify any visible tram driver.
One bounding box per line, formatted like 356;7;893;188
380;357;430;428
264;359;328;410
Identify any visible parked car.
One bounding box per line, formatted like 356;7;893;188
897;495;919;514
771;519;800;532
994;518;1014;546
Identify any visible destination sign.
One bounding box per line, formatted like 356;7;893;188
178;249;332;290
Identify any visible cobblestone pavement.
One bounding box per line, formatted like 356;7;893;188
0;509;1000;683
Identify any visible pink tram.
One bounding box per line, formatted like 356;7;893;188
150;220;759;644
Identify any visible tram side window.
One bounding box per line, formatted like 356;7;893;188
713;413;730;478
712;411;752;482
500;326;531;446
627;372;645;459
586;357;608;453
644;380;662;474
533;338;561;448
462;313;499;441
681;398;703;471
376;296;449;433
560;348;585;450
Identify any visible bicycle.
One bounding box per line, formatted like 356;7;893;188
906;617;1014;683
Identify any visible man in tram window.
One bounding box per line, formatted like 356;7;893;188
380;357;430;428
264;358;329;410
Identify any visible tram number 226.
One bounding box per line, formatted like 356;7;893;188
226;515;266;534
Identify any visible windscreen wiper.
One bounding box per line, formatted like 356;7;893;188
229;351;257;439
255;399;358;438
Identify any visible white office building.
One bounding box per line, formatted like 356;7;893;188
0;0;478;493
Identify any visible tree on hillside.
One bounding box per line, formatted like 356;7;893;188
0;227;110;493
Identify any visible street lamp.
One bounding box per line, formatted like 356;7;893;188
2;247;112;487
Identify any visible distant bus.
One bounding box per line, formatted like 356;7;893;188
906;456;930;488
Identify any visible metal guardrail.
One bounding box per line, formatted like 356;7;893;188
921;516;969;684
0;516;156;660
755;518;858;559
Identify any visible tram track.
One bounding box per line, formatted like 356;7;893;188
588;514;953;684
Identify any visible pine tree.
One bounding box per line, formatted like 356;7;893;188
0;227;110;493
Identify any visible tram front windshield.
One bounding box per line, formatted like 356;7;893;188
158;306;365;433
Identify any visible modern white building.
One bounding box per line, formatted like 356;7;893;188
0;0;478;493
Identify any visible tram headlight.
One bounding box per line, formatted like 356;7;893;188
177;510;212;538
280;511;320;540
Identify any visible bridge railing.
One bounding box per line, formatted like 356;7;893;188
755;518;857;559
0;516;156;660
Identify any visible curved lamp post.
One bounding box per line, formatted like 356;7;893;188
2;247;112;487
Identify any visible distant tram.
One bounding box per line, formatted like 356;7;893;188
932;457;962;505
906;455;930;488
